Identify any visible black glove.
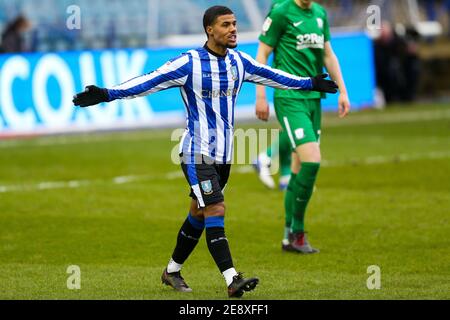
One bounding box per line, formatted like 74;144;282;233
311;73;338;94
72;85;109;107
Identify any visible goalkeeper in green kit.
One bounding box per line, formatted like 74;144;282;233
254;0;350;253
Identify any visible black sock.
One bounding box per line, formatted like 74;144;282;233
205;227;234;273
171;215;204;265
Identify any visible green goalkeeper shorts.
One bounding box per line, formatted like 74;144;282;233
274;98;321;150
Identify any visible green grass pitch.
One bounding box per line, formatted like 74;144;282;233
0;103;449;299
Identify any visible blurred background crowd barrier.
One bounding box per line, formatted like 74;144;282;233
0;0;449;136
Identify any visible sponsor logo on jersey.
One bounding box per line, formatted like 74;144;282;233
201;180;213;195
296;33;325;50
201;88;238;98
317;18;324;29
293;20;303;28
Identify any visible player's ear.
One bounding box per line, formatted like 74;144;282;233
206;25;213;37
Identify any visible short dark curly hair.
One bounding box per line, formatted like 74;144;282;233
203;6;234;37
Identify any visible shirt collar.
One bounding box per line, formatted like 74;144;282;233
203;42;227;58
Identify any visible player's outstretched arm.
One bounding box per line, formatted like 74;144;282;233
239;51;338;94
73;53;191;108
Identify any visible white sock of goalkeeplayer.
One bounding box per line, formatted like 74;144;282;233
167;258;182;273
222;267;238;286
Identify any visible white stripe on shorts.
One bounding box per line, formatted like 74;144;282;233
191;184;205;207
283;116;297;149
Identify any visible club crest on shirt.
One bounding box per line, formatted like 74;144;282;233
201;180;213;195
261;17;272;35
317;18;324;29
231;66;238;81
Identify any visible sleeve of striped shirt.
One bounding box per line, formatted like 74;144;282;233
238;51;313;90
107;53;191;101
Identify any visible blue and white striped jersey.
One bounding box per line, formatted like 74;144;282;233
107;45;313;163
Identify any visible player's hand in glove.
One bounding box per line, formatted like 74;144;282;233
311;73;338;94
73;85;109;107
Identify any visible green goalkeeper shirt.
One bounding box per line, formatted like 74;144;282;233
259;0;331;100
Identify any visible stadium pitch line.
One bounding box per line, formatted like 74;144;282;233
1;151;449;194
0;175;154;193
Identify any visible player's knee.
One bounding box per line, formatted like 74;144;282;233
190;200;204;219
191;208;204;220
296;143;321;163
290;152;301;174
204;202;225;217
309;154;321;163
302;151;321;163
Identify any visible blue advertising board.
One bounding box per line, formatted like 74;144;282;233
0;32;374;136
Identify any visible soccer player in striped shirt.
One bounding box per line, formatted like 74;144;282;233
73;5;338;298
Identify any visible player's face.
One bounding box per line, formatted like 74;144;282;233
209;14;238;48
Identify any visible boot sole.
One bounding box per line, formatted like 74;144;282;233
228;278;259;298
243;278;259;291
161;272;193;292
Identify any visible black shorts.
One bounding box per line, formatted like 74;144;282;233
180;153;231;208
